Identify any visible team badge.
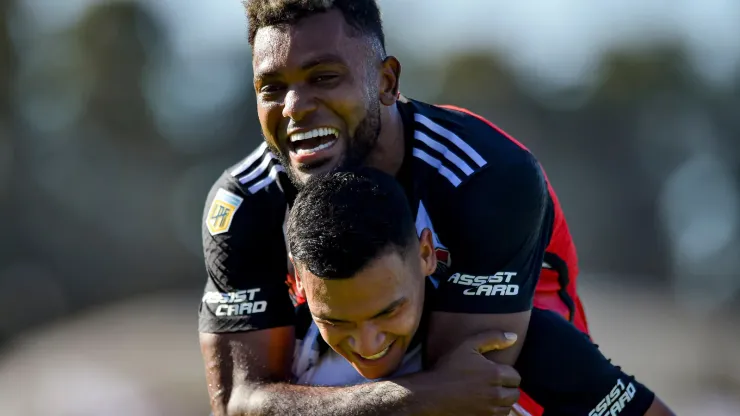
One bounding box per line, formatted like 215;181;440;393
206;188;244;236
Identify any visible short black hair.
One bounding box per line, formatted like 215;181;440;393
287;169;416;279
244;0;386;53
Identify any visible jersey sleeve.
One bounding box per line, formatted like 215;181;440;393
518;308;656;416
198;172;295;333
432;151;552;314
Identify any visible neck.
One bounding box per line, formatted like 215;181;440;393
366;101;406;177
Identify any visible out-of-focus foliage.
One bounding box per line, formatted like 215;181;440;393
1;0;739;342
0;1;738;414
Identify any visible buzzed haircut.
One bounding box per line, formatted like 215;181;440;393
287;168;417;279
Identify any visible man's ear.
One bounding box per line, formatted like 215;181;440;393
289;253;306;296
379;56;401;106
418;228;437;277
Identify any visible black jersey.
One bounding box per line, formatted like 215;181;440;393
199;97;656;416
199;97;551;333
290;301;654;416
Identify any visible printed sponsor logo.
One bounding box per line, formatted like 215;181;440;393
447;272;520;296
588;379;637;416
202;288;267;316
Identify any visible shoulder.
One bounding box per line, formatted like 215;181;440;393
203;143;288;239
409;99;545;200
223;142;286;196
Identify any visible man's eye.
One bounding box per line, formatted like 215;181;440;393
322;320;355;330
312;74;338;84
381;309;398;319
260;84;284;94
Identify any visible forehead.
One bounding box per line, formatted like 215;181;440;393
303;253;412;320
252;10;367;75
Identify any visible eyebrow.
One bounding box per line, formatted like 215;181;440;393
254;53;347;81
316;297;407;324
300;53;347;70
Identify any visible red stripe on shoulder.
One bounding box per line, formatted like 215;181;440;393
437;105;583;330
437;104;557;193
437;104;532;153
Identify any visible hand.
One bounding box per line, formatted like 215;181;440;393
406;329;521;416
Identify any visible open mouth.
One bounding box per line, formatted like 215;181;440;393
289;127;339;156
355;340;395;362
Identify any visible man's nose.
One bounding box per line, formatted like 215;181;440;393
282;88;317;122
349;322;387;357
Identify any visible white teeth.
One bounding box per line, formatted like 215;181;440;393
295;140;335;155
360;344;391;361
290;127;339;142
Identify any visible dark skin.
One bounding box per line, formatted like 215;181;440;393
252;17;405;185
200;9;675;416
201;10;522;416
251;8;529;366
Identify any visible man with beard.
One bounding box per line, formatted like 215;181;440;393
284;169;673;416
200;1;590;415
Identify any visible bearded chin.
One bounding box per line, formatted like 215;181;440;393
269;102;382;191
334;108;380;173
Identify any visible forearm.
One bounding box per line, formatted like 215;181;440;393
229;378;435;416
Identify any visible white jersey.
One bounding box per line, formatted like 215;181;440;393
292;320;423;386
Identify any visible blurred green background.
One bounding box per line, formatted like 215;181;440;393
0;0;738;414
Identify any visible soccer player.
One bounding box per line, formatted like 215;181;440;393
284;168;674;416
200;0;590;414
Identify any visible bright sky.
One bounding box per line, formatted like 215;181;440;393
12;0;740;86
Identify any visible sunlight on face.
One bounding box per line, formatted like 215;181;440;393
299;250;425;380
252;9;381;187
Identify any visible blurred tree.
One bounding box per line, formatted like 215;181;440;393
710;67;740;170
561;44;700;281
75;1;167;141
0;0;15;194
0;0;14;121
434;50;524;115
2;2;737;344
597;44;693;103
11;2;191;323
0;0;17;346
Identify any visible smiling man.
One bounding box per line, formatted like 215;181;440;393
286;170;434;385
201;1;592;415
284;169;672;416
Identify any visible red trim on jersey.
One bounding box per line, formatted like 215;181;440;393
437;104;587;329
437;104;589;416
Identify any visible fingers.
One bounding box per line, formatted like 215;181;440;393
487;393;520;415
487;361;522;388
488;386;521;409
466;387;520;415
499;386;521;404
460;329;518;355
